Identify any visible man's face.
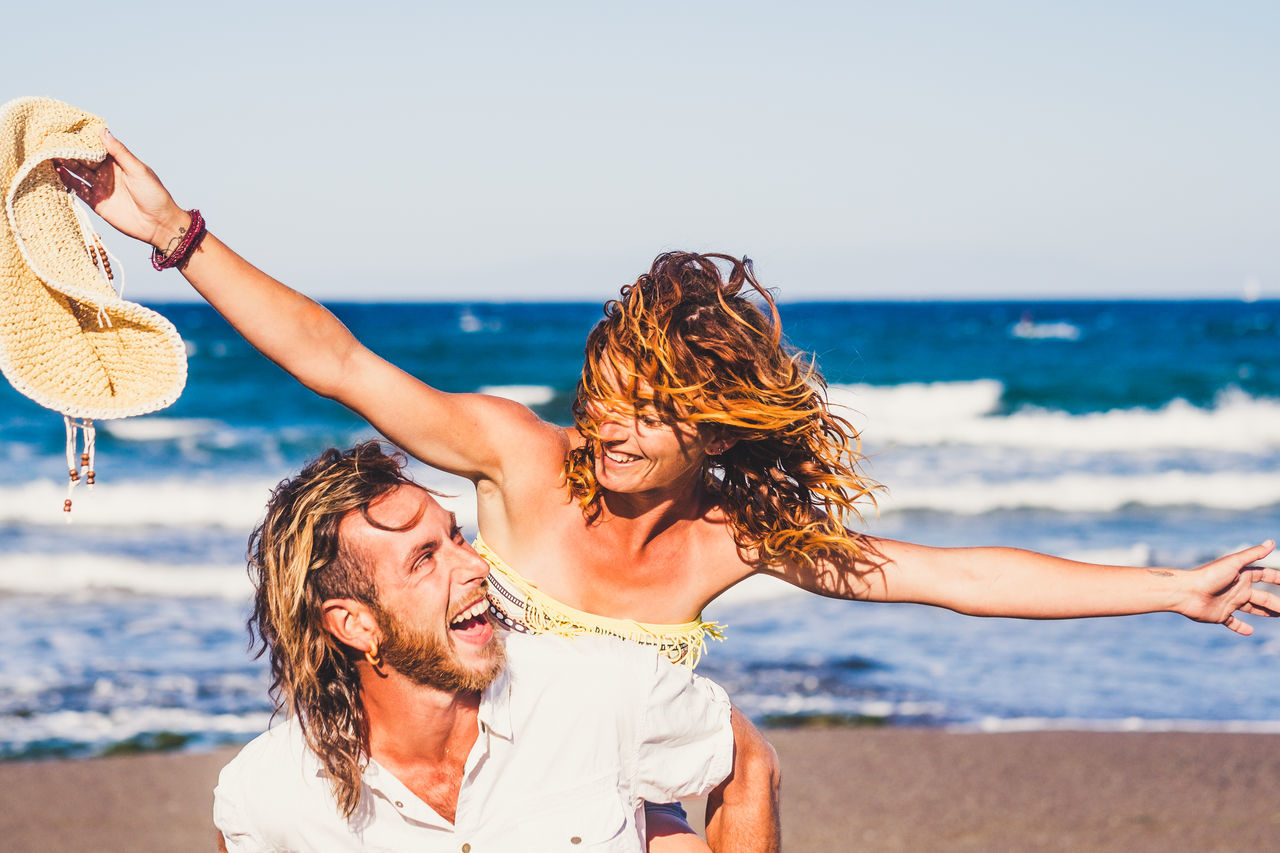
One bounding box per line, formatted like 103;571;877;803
339;485;502;692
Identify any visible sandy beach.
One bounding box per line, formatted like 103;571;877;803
2;728;1276;852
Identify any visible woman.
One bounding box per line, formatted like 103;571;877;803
58;130;1278;851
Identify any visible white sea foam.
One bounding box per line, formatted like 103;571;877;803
477;384;557;406
0;478;279;527
881;469;1280;514
99;417;225;442
733;690;947;722
0;476;479;529
955;716;1280;734
830;383;1280;452
1;707;270;751
0;553;250;599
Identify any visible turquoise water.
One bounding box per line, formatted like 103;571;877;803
2;300;1278;758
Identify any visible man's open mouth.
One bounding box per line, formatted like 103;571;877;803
448;598;493;642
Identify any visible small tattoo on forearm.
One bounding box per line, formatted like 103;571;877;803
1147;569;1175;578
163;226;188;258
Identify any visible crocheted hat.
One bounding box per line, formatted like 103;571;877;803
0;96;187;421
1;96;188;514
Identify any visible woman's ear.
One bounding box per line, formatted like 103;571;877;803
707;433;740;455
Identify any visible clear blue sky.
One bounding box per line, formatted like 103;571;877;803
5;2;1276;300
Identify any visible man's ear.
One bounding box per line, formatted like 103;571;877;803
321;599;379;653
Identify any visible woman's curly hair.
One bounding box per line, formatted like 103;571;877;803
565;252;879;572
247;440;417;819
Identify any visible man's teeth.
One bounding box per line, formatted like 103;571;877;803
450;600;489;627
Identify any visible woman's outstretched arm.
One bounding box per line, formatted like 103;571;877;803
56;130;561;483
770;537;1280;636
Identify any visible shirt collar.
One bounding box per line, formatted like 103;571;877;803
478;662;513;741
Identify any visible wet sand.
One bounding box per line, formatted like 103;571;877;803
2;729;1277;852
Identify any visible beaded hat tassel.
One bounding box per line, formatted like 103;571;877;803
59;193;116;518
63;416;96;520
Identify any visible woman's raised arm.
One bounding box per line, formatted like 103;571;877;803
770;536;1280;636
56;129;558;483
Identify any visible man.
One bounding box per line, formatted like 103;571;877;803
215;441;772;851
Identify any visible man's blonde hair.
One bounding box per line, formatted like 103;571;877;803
247;440;417;818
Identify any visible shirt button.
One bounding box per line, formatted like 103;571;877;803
394;801;404;808
571;837;582;844
461;844;471;852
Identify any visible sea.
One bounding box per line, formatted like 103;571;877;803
2;299;1278;760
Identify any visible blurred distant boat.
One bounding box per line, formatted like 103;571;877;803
458;307;483;333
1243;277;1261;303
1010;312;1081;340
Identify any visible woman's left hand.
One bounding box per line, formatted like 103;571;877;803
1179;540;1279;635
53;128;189;250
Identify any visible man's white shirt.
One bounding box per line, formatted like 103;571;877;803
215;632;734;852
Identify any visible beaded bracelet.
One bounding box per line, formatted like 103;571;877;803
151;209;207;271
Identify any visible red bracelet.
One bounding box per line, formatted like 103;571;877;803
151;209;207;271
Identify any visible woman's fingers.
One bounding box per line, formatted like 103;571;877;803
99;128;145;176
1242;582;1280;615
1223;613;1253;636
1224;540;1276;572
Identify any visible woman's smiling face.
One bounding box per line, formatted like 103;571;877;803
585;395;715;496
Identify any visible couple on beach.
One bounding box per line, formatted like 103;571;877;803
54;125;1278;852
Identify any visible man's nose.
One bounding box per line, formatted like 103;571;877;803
456;542;491;586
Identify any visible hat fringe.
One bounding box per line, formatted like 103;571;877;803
62;415;95;520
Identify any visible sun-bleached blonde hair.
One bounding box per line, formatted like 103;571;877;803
566;252;879;574
247;440;417;819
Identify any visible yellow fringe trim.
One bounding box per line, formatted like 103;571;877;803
474;535;724;668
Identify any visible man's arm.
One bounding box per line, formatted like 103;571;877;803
624;645;779;853
704;708;781;853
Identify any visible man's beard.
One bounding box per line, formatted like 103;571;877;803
373;603;505;693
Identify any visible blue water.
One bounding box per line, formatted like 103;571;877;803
2;299;1278;758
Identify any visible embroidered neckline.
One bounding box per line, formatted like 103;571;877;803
474;535;724;668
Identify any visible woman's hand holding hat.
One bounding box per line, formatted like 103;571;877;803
54;129;191;255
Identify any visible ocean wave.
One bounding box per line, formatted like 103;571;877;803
99;417;226;442
956;717;1280;734
0;707;270;758
881;470;1280;515
477;384;557;406
0;475;479;529
0;553;251;599
831;383;1280;451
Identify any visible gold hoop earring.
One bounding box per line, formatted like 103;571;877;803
364;642;382;668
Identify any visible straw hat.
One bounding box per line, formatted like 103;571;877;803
0;96;187;421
